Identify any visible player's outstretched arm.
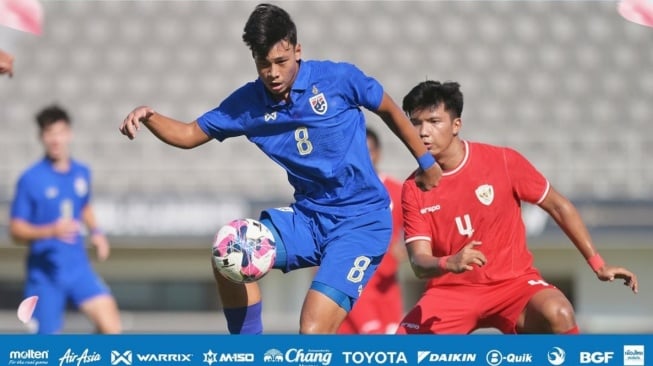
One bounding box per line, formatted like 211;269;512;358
10;218;79;245
119;106;211;149
373;92;442;191
538;187;638;294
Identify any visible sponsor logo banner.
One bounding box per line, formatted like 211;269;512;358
0;335;650;366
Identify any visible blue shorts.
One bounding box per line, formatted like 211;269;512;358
260;204;392;312
25;265;111;334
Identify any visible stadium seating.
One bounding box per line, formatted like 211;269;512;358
0;1;651;202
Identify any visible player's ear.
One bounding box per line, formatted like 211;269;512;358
294;43;302;60
453;117;462;136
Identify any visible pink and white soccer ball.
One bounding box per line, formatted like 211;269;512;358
212;218;277;283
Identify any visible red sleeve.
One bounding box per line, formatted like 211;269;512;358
401;174;432;244
503;148;550;204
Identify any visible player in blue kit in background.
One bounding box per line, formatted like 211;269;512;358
119;3;441;334
10;105;121;334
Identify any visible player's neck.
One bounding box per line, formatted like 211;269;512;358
46;155;71;173
438;138;465;172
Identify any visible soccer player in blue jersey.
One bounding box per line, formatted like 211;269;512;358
119;3;441;334
10;105;121;334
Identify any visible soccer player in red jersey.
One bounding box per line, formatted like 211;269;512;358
396;81;638;334
338;128;406;334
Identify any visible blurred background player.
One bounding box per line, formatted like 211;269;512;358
0;48;13;77
119;3;440;334
9;105;121;334
397;81;638;334
337;128;406;334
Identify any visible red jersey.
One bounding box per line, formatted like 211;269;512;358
402;141;549;287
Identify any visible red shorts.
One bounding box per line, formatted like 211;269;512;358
396;270;554;334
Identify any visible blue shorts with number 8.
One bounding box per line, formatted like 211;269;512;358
260;204;392;312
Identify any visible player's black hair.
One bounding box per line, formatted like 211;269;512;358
366;128;381;150
402;81;463;119
36;105;71;130
243;3;298;60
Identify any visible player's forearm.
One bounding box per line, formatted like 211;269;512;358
375;94;429;160
82;205;100;232
9;220;55;245
547;199;598;260
410;254;446;279
143;113;205;149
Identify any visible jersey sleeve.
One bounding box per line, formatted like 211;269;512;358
196;87;251;142
340;63;384;111
401;177;432;244
504;147;550;204
10;174;32;221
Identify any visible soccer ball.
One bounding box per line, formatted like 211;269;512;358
212;218;277;283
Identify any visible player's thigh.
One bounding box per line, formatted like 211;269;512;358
260;207;320;271
25;280;66;334
300;289;348;334
69;268;112;310
483;273;574;333
313;208;392;307
397;288;478;334
517;287;576;334
79;294;121;334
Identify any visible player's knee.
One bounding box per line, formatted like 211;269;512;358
544;302;576;332
299;318;335;334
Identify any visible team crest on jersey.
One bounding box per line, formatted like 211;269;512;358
45;186;58;199
475;184;494;206
74;177;88;197
309;93;328;115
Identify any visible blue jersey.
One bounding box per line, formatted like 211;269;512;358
197;60;389;215
11;157;92;277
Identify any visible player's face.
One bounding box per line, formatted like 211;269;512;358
40;119;72;161
409;103;461;155
254;40;301;101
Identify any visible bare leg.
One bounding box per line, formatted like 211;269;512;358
300;289;347;334
211;258;261;307
516;288;576;334
79;294;121;334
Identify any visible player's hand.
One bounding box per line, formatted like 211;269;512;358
90;232;111;262
53;219;80;244
0;50;14;78
415;163;443;191
120;106;154;140
596;265;638;294
447;241;486;273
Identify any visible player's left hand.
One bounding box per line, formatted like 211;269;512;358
415;163;443;191
90;232;111;262
0;50;14;78
596;265;638;294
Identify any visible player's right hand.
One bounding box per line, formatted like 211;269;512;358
53;219;80;244
596;265;639;294
448;241;486;273
120;106;154;140
415;163;443;191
